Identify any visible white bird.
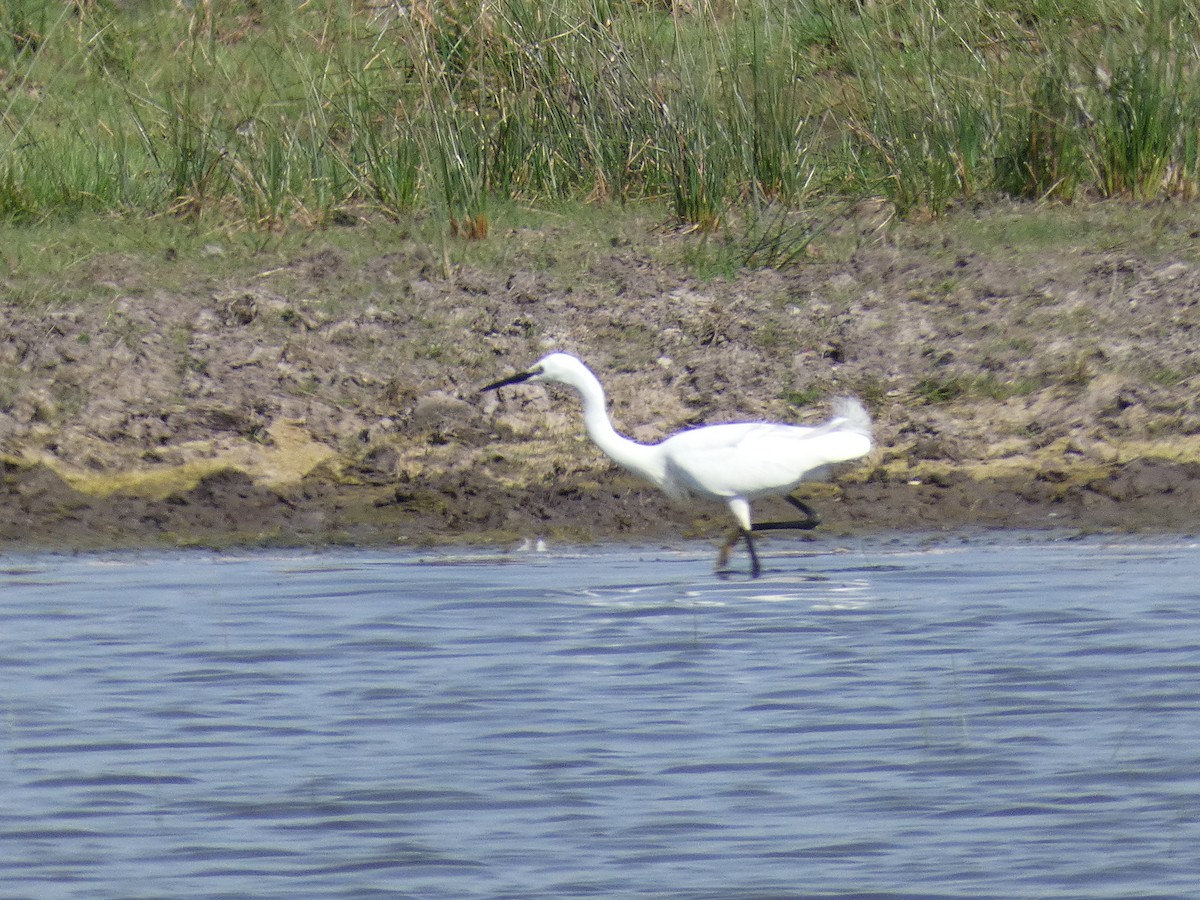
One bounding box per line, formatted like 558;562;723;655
482;352;873;578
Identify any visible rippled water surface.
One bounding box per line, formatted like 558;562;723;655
3;536;1199;898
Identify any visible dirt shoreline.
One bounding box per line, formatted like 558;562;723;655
3;202;1200;552
3;456;1200;554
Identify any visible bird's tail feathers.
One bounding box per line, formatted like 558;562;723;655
828;397;872;438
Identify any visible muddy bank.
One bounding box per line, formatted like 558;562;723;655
3;453;1199;553
2;202;1200;551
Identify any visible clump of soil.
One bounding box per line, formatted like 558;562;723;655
3;202;1200;550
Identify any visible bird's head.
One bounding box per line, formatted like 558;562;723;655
480;352;588;392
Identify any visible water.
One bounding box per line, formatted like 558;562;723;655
2;535;1199;899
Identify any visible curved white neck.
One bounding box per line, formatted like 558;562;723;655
568;369;664;484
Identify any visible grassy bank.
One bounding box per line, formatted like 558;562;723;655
3;0;1200;243
4;190;1200;546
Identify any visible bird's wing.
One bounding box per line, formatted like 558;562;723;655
662;408;871;501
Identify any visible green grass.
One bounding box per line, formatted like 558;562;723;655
2;0;1200;239
781;385;824;409
0;195;696;326
914;372;1042;405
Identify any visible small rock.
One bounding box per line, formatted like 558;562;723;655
218;293;258;326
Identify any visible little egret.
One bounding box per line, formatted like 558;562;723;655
481;352;873;578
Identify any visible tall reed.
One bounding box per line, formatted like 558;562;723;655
1087;24;1198;199
2;0;1200;232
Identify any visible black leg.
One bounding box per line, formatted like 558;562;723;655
715;527;761;578
786;495;821;526
751;493;821;533
743;529;762;578
717;529;739;570
717;493;815;578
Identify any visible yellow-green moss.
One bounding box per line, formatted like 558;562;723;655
31;420;337;500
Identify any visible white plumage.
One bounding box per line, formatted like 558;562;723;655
482;352;872;577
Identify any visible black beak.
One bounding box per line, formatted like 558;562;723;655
480;367;538;393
